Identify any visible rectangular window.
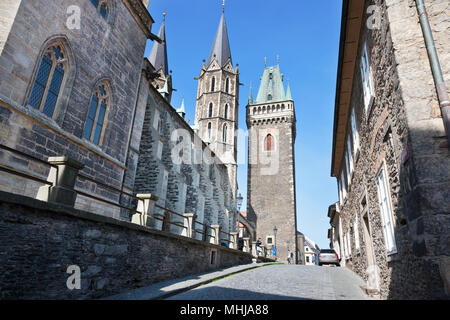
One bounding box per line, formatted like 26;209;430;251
351;108;360;155
343;233;348;258
347;136;354;177
376;163;397;254
347;230;352;257
354;215;360;250
360;43;374;115
340;168;347;200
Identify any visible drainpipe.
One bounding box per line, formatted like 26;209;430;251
415;0;450;148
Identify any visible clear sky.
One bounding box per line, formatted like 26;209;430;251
145;0;343;249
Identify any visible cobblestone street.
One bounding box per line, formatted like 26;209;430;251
167;264;370;300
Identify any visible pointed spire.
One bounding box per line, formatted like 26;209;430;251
286;79;293;100
207;9;232;68
248;82;253;105
177;98;186;119
149;12;169;76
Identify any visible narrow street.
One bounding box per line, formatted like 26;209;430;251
167;264;369;300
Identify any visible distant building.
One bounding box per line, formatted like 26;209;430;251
296;231;320;265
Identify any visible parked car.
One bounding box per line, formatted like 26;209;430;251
318;249;340;266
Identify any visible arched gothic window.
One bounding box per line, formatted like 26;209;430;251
91;0;109;18
264;134;274;151
208;103;213;118
83;83;109;145
224;104;229;119
211;77;215;92
225;78;230;93
222;124;227;143
28;44;67;118
207;123;212;141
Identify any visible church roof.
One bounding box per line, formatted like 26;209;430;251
254;64;287;105
149;15;168;76
207;12;232;68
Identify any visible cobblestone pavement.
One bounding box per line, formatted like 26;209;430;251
167;265;369;300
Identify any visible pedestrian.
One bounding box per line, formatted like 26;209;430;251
256;238;262;256
287;251;293;264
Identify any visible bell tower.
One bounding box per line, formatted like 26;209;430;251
246;62;298;263
194;6;239;207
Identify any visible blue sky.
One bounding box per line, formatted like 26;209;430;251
145;0;343;249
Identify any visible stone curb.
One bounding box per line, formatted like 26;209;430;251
104;262;277;300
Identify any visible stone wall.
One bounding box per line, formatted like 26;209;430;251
335;0;448;299
0;191;252;300
134;82;236;239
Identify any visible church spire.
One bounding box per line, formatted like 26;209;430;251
248;82;254;105
207;8;232;68
149;12;169;76
286;79;292;100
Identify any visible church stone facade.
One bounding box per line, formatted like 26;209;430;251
134;9;238;238
0;0;155;218
246;64;298;263
0;0;238;236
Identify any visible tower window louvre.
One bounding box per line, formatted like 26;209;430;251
211;77;215;92
208;103;213;118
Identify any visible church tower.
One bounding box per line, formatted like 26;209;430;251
194;6;239;209
246;62;298;264
148;12;173;104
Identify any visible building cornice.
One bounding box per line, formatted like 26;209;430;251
122;0;158;40
331;0;364;177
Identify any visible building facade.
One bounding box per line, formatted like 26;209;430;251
0;0;238;239
246;63;298;264
0;0;157;219
134;10;238;239
331;0;449;299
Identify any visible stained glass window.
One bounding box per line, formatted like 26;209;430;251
91;0;108;19
84;85;109;145
28;45;66;118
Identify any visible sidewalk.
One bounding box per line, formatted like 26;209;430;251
104;262;275;300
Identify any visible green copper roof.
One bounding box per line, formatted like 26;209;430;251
248;82;253;104
254;65;287;105
286;80;292;100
